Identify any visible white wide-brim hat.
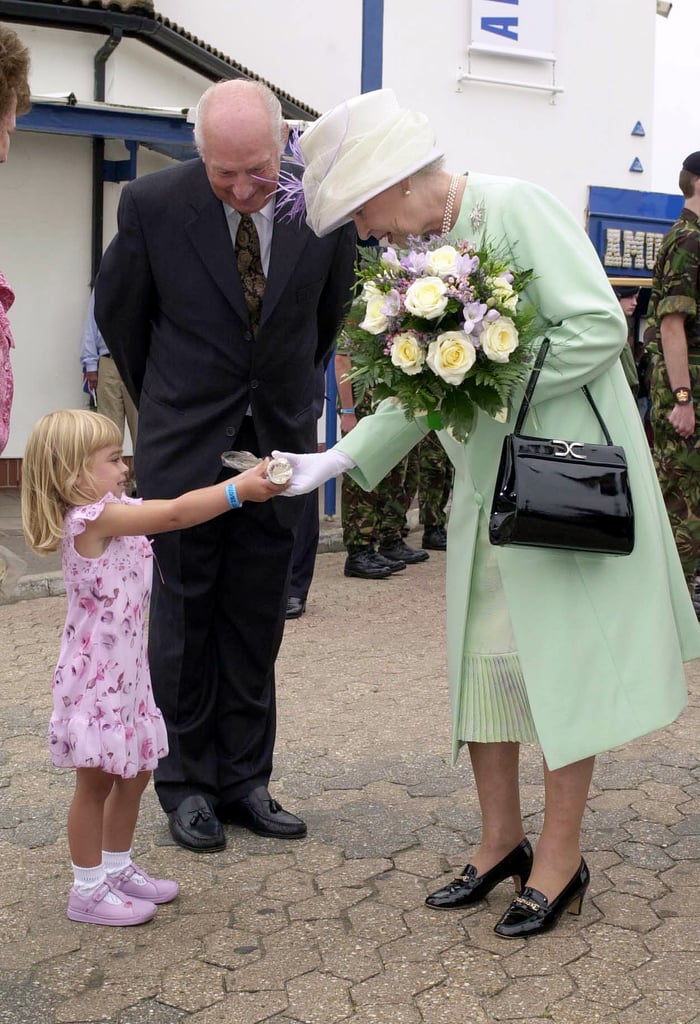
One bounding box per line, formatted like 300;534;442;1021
299;89;443;237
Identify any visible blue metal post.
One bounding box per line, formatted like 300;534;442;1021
323;0;384;517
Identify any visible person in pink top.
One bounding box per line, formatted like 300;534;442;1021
21;410;288;926
0;24;31;453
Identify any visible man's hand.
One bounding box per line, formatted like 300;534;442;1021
668;401;696;439
271;448;355;495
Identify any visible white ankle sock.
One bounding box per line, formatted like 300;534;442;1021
73;863;122;904
102;849;132;877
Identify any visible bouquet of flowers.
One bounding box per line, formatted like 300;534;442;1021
341;235;537;441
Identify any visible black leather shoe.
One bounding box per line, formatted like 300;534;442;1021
167;795;226;852
494;858;590;938
426;838;533;910
285;596;306;619
378;539;430;564
344;548;395;579
422;526;447;550
218;786;307;839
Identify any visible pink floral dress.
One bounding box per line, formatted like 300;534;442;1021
0;270;16;455
49;493;168;778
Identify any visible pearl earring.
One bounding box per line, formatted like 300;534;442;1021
403;189;411;196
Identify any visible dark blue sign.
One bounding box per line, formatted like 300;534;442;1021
588;185;683;281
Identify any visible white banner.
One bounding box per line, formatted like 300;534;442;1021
470;0;556;61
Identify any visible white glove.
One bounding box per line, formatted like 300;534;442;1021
271;448;355;496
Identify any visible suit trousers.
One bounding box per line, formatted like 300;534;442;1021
288;489;320;601
149;438;295;812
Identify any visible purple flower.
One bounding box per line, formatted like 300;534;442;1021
463;302;488;334
381;289;401;318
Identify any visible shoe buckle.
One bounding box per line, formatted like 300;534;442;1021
514;894;543;913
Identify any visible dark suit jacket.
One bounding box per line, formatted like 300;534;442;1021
95;158;356;527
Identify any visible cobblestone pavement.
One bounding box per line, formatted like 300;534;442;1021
1;549;699;1024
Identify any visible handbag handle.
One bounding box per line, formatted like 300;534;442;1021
514;338;614;445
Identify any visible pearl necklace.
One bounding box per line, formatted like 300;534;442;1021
441;174;461;236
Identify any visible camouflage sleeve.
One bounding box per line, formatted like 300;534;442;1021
655;227;700;321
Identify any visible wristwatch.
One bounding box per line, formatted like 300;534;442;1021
673;386;693;405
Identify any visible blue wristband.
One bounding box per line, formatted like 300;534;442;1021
225;481;241;509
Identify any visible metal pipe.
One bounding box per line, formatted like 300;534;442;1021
91;28;122;285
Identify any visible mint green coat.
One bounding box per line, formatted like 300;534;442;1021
338;173;699;770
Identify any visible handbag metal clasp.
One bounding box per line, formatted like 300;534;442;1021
552;440;586;459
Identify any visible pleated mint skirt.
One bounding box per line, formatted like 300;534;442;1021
455;516;540;745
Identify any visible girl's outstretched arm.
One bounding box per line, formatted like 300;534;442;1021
82;460;287;545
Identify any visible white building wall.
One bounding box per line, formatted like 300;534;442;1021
0;1;673;459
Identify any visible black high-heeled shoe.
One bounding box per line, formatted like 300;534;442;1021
425;838;533;910
494;858;590;938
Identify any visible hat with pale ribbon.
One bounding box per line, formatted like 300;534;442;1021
297;89;443;237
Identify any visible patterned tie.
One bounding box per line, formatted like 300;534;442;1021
235;213;265;332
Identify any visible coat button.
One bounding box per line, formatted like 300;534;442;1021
250;379;259;389
225;427;236;437
474;491;484;507
244;331;253;342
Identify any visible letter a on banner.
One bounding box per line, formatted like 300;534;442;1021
471;0;555;60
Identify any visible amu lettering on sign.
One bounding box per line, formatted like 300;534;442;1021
603;228;664;271
482;0;519;42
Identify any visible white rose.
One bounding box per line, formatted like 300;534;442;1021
426;331;476;385
490;276;518;311
480;316;519;363
359;291;389;335
390;331;425;376
426;245;460;278
404;277;449;320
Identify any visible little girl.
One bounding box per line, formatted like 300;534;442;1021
21;409;287;927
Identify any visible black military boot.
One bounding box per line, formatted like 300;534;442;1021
344;546;400;579
378;538;430;564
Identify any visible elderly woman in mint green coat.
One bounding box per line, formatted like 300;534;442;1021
275;89;700;939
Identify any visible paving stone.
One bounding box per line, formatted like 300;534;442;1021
284;972;352;1024
614;840;675;870
262;868;317;903
616;989;700;1024
633;951;700;991
316;933;383;982
590;890;660;932
201;926;262;970
643;917;700;953
391;848;447;878
286;885;371;920
186;990;288;1024
116;1000;186;1024
0;973;54;1024
582;923;652;966
316;857;392;889
603;862;668;899
54;979;160;1023
548;993;620;1023
335;1007;423;1024
566;956;643;1008
412;823;476;856
437;944;509;996
246;922;325;987
346;901;408;942
483;972;573;1019
160;960;227;1013
502;934;589;976
351;959;446;1005
380;923;465;965
415;984;491;1024
229;896;290;935
372;869;430;909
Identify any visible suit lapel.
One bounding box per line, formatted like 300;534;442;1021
184;167;249;325
260;197;311;327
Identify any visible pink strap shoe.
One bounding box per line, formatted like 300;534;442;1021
67;881;156;926
111;863;179;905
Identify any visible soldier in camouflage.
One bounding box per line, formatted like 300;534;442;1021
335;351;429;579
646;151;700;606
402;432;454;550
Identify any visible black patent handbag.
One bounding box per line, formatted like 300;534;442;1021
489;338;635;555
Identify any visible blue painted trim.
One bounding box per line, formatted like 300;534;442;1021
17;101;196;159
361;0;384;93
323;362;339;517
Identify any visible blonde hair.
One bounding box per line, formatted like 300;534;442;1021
22;410;122;554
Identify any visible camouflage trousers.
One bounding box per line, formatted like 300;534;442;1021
403;432;454;529
340;391;408;549
650;360;700;587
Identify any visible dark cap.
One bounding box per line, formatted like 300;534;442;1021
613;284;640;299
682;151;700;175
